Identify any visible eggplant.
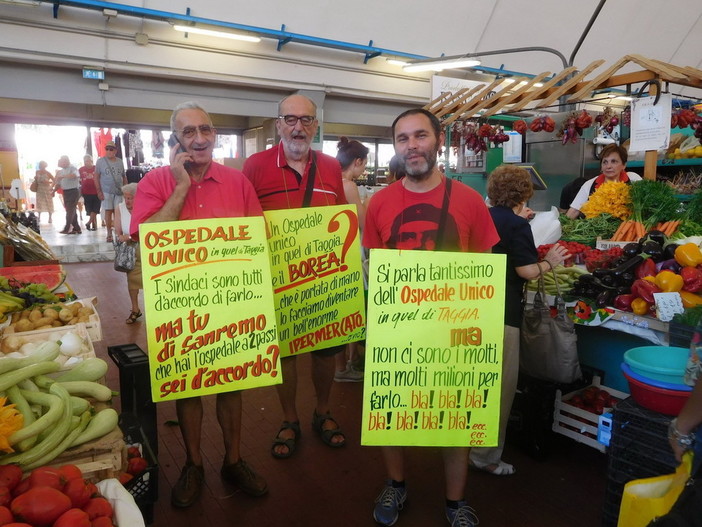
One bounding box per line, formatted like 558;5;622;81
657;258;682;274
620;271;636;286
623;242;641;258
611;254;648;277
664;243;680;260
641;230;667;247
592;268;611;280
596;290;613;308
641;240;664;262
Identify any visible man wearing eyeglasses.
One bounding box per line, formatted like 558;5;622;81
243;94;348;459
95;140;126;242
131;101;268;509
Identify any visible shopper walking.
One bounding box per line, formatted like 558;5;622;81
79;155;100;231
113;182;142;324
243;94;348;459
54;155;81;234
95;140;125;242
33;160;55;224
130;101;267;509
363;109;500;527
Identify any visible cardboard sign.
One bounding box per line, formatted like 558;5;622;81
361;249;506;447
265;205;366;357
140;217;281;402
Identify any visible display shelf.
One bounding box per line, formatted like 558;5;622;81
628;158;702;168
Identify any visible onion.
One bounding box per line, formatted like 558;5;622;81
59;331;85;357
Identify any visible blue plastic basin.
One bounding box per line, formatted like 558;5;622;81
623;346;689;384
620;363;692;392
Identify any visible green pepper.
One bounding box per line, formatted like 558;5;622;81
654;270;684;292
674;243;702;267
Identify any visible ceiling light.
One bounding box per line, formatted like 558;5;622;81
0;0;41;5
172;24;261;43
403;57;481;73
386;58;410;67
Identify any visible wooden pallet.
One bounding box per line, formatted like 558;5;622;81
47;426;125;482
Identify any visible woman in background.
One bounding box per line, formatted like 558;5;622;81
54;155;81;235
79;155;100;231
335;137;369;382
34;160;55;224
113;182;142;324
471;165;569;476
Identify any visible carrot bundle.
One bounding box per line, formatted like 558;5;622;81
611;220;648;242
653;220;680;237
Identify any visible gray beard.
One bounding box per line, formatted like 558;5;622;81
282;137;311;161
403;152;437;182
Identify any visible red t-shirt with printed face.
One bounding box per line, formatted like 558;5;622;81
363;178;499;253
242;143;346;211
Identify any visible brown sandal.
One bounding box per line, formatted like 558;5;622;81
126;311;142;324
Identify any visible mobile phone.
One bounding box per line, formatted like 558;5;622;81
168;132;185;154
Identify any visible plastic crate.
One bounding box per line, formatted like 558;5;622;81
552;376;628;452
668;321;695;348
121;412;158;526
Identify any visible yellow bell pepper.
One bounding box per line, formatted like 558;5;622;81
654;270;684;292
679;291;702;309
674;243;702;267
631;297;650;316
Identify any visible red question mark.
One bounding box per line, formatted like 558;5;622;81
328;209;358;272
267;344;280;377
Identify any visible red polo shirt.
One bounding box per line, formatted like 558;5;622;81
130;162;262;236
242;143;346;211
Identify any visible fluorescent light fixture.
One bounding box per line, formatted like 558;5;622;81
0;0;41;5
403;57;481;73
615;96;633;101
172;24;261;43
386;58;410;67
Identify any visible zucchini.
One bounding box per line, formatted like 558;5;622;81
9;390;63;447
0;341;60;375
56;358;108;383
54;381;113;402
1;382;72;467
0;361;60;392
24;411;91;472
6;386;37;451
70;407;118;448
69;396;91;416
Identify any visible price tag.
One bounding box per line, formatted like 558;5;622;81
653;292;685;322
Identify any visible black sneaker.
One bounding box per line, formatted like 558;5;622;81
171;463;204;508
221;459;268;496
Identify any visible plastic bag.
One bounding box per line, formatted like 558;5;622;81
617;452;692;527
530;206;562;247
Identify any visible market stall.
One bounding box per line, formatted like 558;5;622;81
0;263;153;526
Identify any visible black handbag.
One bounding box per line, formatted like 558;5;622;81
114;240;136;273
520;268;582;384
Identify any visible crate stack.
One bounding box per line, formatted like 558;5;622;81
602;397;678;527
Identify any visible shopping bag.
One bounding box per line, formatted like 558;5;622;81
617;452;692;527
520;269;582;384
114;240;136;273
647;452;702;527
29;179;37;192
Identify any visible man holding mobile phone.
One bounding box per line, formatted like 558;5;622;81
95;140;126;242
131;101;268;509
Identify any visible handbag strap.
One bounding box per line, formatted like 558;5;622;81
434;177;453;251
301;151;317;208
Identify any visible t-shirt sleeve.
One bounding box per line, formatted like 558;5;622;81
241;178;264;217
467;195;500;253
362;198;384;249
570;179;593;211
129;173;165;236
510;221;539;267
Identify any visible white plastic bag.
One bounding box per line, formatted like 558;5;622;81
530;206;562;247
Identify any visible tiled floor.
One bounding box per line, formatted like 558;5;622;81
57;255;612;527
37;216;115;263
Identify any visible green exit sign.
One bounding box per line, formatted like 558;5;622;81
82;68;105;80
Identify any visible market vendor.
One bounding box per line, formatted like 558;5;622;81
565;144;641;219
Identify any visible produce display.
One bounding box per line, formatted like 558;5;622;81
0;463;117;527
564;385;620;416
3;303;96;334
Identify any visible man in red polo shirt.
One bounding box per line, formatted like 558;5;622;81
243;94;348;459
130;101;267;509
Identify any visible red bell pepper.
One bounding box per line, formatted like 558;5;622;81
613;294;636;312
635;258;657;279
680;266;702;293
630;279;661;304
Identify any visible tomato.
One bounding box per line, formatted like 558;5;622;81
91;516;115;527
54;508;91;527
57;464;83;482
10;479;29;499
0;467;22;493
3;523;33;527
127;457;148;476
118;472;133;486
63;478;93;509
10;486;72;527
0;488;10;508
0;505;13;526
28;467;63;491
82;497;113;520
127;446;141;459
85;482;99;499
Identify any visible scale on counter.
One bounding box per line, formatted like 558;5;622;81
517;163;547;190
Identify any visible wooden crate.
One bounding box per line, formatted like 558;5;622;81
46;427;125;482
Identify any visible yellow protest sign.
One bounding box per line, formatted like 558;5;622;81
265;205;366;357
140;217;281;402
361;249;506;447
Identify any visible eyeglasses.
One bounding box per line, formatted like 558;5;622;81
105;147;116;151
176;125;216;139
278;115;316;126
